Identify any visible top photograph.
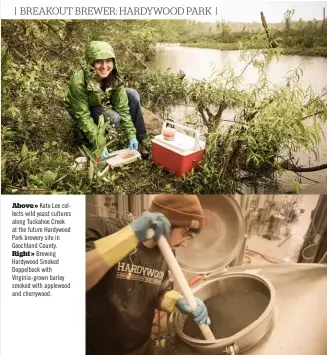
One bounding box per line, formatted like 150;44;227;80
2;4;327;194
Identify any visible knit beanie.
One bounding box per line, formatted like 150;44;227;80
148;195;205;232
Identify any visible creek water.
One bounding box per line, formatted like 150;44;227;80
149;45;327;193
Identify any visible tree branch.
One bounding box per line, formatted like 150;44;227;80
214;103;227;120
293;172;319;183
301;110;324;121
198;104;211;129
204;107;214;120
124;47;148;70
282;162;327;172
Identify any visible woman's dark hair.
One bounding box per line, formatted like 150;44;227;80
100;70;117;91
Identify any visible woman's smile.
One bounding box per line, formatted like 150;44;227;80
94;59;114;78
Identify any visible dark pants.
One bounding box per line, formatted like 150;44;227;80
126;338;155;355
86;338;155;355
90;88;147;142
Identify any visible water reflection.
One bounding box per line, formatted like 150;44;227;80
150;46;327;93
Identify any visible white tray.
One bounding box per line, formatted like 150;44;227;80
106;149;141;168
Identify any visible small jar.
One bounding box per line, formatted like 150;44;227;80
163;127;176;141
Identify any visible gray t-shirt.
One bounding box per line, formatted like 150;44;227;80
86;217;170;355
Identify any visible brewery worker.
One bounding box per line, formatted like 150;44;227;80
65;41;149;159
86;195;211;355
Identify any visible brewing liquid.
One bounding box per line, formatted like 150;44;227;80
183;291;270;340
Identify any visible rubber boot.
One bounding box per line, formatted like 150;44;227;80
139;142;149;160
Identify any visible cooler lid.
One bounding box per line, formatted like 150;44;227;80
153;131;205;156
175;195;245;274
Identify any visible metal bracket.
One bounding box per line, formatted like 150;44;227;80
204;267;228;280
223;343;240;355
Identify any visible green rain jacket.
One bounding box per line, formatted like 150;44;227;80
65;41;136;149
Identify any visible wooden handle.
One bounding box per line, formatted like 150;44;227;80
157;235;215;341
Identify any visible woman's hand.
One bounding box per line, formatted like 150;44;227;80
101;147;109;159
129;138;138;150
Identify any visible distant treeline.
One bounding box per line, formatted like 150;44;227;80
152;9;327;55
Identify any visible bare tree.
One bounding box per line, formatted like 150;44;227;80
284;9;295;33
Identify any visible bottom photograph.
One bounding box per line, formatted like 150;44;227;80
85;195;327;355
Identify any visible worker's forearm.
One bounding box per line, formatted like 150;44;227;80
86;249;111;291
158;295;168;312
157;290;183;313
86;225;139;292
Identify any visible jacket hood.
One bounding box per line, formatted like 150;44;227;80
85;41;116;66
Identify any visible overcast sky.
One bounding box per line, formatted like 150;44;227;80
217;1;327;23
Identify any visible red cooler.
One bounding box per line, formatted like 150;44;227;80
152;121;206;177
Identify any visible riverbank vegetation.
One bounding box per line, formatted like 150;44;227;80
155;9;327;57
1;20;327;194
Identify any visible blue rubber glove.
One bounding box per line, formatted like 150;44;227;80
129;138;139;150
130;211;171;242
101;147;109;160
176;297;211;325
